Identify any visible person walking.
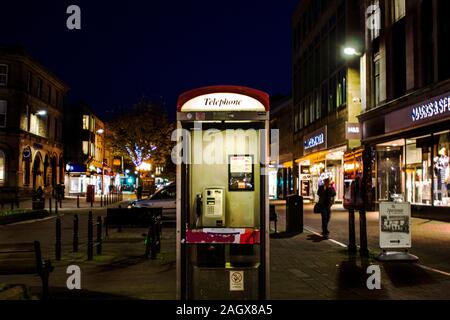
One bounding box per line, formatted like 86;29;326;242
317;178;336;239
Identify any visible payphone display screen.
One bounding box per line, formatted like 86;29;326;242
228;155;254;191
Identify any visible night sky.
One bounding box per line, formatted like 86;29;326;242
0;0;298;120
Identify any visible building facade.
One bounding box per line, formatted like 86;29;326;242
292;0;363;203
359;0;450;220
0;47;68;195
64;103;115;196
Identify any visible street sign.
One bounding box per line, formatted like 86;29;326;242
379;202;412;249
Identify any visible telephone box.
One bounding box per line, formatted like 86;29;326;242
175;86;270;300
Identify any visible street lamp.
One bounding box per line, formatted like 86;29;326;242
343;47;361;57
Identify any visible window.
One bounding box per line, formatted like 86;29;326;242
406;136;432;205
392;0;406;23
27;71;32;92
82;141;89;155
37;79;42;98
82;115;90;130
55;91;60;108
0;150;5;186
0;100;6;127
368;0;381;40
0;65;8;87
54;118;58;140
433;131;450;207
48;85;52;104
376;139;405;201
90;143;95;157
337;69;347;109
374;53;381;105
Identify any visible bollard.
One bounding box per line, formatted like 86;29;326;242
55;198;58;216
90;197;93;208
59;198;62;209
100;195;103;208
96;216;102;255
348;209;357;255
49;198;52;214
73;214;79;252
55;216;61;261
87;211;93;261
359;210;369;257
77;195;80;208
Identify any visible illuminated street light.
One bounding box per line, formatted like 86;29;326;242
343;47;360;56
97;128;104;134
37;110;47;116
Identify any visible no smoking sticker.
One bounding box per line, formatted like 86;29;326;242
230;271;244;291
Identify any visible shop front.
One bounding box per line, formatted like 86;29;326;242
361;91;450;220
296;126;346;203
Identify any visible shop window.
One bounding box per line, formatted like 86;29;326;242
376;139;405;201
0;150;5;186
406;136;432;205
0;100;6;127
433;131;450;207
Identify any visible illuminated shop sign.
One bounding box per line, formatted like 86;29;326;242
304;134;325;150
411;96;450;122
385;92;450;133
303;126;327;155
180;93;266;112
346;122;362;140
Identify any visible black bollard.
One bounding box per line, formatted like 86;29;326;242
55;216;61;261
90;197;93;208
348;209;357;255
96;216;102;255
55;198;58;216
100;195;103;208
59;198;62;209
73;214;79;252
87;211;93;260
49;198;52;214
359;210;369;257
77;195;80;208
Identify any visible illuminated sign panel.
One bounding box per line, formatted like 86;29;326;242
303;126;327;155
346;122;362;140
180;93;266;112
385;92;450;133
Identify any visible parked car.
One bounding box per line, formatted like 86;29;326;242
128;183;176;221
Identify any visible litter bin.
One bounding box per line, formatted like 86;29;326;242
286;195;303;234
86;185;95;203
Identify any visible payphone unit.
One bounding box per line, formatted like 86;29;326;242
201;187;226;227
175;85;270;300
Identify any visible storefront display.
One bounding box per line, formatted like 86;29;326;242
373;132;450;208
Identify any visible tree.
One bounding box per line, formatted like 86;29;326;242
106;99;175;174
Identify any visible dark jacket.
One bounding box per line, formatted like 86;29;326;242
317;185;336;208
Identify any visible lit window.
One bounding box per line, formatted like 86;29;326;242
0;150;5;185
82;141;89;155
392;0;406;23
0;65;8;87
83;115;89;130
0;100;6;127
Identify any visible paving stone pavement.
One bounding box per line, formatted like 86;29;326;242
1;200;450;300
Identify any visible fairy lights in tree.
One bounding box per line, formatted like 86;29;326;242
125;143;157;168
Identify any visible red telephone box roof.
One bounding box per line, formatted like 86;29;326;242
177;85;270;112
